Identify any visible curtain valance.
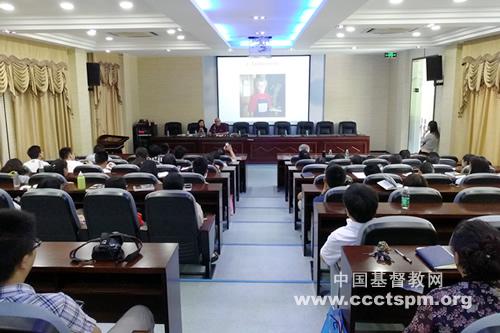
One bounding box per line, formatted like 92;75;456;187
460;52;500;117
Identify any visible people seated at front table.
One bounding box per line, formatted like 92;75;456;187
59;147;83;173
405;219;500;332
93;151;115;173
1;159;30;184
163;173;205;228
196;119;208;136
403;173;428;187
209;118;229;136
0;209;155;333
23;145;49;173
314;164;347;203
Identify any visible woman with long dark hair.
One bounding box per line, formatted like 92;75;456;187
419;120;440;154
196;119;208;136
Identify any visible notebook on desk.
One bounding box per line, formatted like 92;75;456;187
416;245;457;270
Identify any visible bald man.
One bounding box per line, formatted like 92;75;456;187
209;118;229;135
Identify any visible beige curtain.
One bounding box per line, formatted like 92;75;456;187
0;55;72;159
90;62;123;141
459;52;500;165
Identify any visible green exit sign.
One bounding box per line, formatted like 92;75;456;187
385;52;398;58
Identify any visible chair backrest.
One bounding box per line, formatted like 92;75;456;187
207;165;219;174
295;159;317;169
329;159;352;166
454;187;500;204
439;158;457;167
253;122;270;135
344;164;366;173
274;121;291;135
388;187;443;203
83;188;140;238
432;164;455;174
316;121;334;135
73;164;103;174
410;154;428;162
187;122;198;134
297;121;314;135
164;121;182;136
377;154;393;161
219;155;233;163
28;173;67;187
382;164;413;174
302;164;327;174
145;190;201;264
213;159;225;169
111;164;140;175
313;174;325;185
422;173;453;185
180;172;206;184
0;172;14;186
83;172;110;185
462;173;500;185
0;188;14;208
324;186;349;203
183;154;203;162
176;159;192;169
402;159;422;168
359;216;438;245
233;122;250;135
362;158;389;167
0;302;71;333
461;313;500;333
124;172;159;185
20;189;80;241
110;158;128;165
364;173;403;185
338;121;357;134
109;154;121;160
467;215;500;231
157;164;179;173
441;155;459;163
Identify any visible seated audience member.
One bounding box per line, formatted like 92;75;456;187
314;164;347;203
148;144;163;163
209;117;229;135
173;146;187;160
403;173;428;187
419;161;435;174
388;154;403;164
333;153;345;160
46;159;68;177
298;144;311;153
469;157;493;174
86;144;107;163
192;157;209;178
320;183;379;267
1;159;30;184
162;173;204;228
0;210;155;333
350;154;364;165
139;160;159;178
315;152;327;165
59;147;82;173
161;153;177;166
224;143;237;161
426;152;440;165
405;219;500;332
461;154;475;174
297;149;311;162
364;164;381;176
105;177;145;227
37;178;63;189
23;145;49;173
399;149;411;160
131;147;149;167
160;143;170;155
93;151;114;173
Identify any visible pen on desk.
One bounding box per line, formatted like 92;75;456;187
394;248;412;264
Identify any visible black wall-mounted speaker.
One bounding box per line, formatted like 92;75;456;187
86;62;101;86
426;55;443;81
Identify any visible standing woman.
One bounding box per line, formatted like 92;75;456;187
196;119;208;136
419;120;440;154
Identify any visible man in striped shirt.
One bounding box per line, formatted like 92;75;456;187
0;210;154;333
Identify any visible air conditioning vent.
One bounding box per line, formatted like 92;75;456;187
109;32;159;38
365;28;416;35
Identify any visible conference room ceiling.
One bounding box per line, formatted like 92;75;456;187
0;0;499;55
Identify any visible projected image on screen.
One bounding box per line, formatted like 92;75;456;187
241;74;285;118
217;56;310;124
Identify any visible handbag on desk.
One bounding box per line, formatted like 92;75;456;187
321;307;347;333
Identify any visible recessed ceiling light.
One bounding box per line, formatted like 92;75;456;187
389;0;403;4
105;50;111;53
427;23;435;28
412;31;421;37
253;15;259;20
345;26;356;33
0;2;15;11
253;15;265;20
336;32;345;38
260;16;265;20
105;36;113;41
352;46;357;50
119;1;133;10
167;29;176;35
177;35;185;40
60;2;74;10
166;49;171;52
289;48;294;51
416;45;421;49
337;25;344;29
177;28;183;32
453;0;467;2
87;29;97;36
431;25;441;31
228;48;233;52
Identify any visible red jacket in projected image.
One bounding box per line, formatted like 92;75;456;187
248;93;273;116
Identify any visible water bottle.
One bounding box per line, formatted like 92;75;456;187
11;171;20;188
284;129;288;136
305;129;309;136
77;172;86;190
257;130;261;137
401;186;410;210
166;129;170;137
328;149;332;155
238;130;241;136
345;149;350;159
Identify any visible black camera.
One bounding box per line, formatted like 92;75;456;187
91;233;125;261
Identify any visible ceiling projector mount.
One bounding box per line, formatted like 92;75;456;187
248;36;272;57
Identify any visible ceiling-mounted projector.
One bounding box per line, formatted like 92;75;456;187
248;36;272;57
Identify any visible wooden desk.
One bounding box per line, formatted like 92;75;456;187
312;202;500;295
28;242;182;333
340;245;461;332
234;154;247;193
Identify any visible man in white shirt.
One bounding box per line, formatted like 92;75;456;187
59;147;83;173
320;184;379;295
23;145;49;173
